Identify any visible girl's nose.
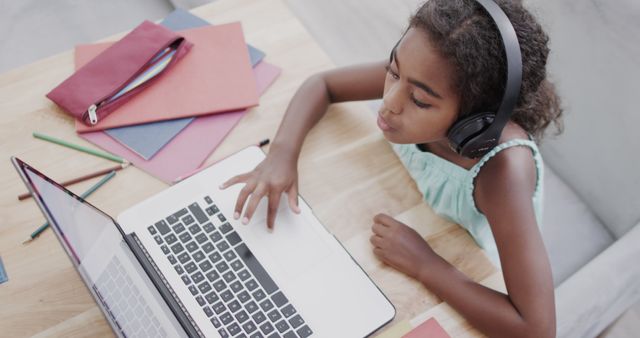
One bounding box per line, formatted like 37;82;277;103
382;83;403;115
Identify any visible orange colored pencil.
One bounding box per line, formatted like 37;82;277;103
17;163;128;201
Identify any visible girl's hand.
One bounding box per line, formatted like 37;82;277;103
370;213;438;280
220;149;301;229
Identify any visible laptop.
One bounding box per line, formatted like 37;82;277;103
12;146;395;338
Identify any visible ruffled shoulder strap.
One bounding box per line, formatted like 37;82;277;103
466;138;544;213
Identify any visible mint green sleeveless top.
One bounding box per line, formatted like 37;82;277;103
391;139;544;268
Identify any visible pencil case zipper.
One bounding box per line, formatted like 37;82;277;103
83;38;186;125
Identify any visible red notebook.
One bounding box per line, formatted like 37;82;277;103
403;318;451;338
74;22;258;133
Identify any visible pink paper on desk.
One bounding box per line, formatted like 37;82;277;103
74;23;259;132
402;318;451;338
79;61;280;184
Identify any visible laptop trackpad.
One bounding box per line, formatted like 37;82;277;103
239;200;332;278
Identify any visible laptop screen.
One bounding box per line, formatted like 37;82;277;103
14;158;187;337
20;161;122;269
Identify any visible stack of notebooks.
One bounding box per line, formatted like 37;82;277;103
75;9;281;184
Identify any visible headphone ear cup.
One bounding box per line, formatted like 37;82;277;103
447;112;495;155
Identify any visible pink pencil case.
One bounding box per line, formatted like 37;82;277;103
47;20;193;126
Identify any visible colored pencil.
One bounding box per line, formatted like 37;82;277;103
23;171;117;244
173;138;270;184
33;132;127;164
18;163;128;201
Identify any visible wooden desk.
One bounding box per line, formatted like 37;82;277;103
0;0;503;336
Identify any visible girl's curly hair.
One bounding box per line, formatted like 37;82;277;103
410;0;563;141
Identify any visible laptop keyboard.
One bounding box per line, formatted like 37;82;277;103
93;256;167;338
147;196;313;338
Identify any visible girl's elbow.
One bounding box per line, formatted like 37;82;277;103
305;73;334;101
539;310;557;338
541;321;556;338
520;318;556;338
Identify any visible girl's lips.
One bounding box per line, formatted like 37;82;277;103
377;114;394;132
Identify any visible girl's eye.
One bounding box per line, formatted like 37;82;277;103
411;95;431;109
385;65;400;80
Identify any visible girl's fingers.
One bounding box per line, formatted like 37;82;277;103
287;183;300;214
373;248;383;259
234;182;256;219
373;213;397;227
371;223;388;236
266;192;282;230
369;234;384;248
242;184;268;224
220;172;250;189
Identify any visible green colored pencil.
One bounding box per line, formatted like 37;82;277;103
33;132;126;164
23;171;117;244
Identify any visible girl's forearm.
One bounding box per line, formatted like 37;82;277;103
271;74;331;157
419;257;554;338
271;62;386;158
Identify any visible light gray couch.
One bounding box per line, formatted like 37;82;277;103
285;0;640;337
534;1;640;337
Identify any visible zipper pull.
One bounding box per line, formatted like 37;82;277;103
87;104;98;125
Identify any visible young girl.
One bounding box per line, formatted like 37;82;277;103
221;0;562;336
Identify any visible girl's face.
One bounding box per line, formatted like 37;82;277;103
379;27;461;145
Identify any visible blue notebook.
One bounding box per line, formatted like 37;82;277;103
0;256;7;284
104;9;265;160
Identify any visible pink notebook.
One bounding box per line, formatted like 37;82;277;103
403;318;451;338
79;62;280;184
74;23;259;132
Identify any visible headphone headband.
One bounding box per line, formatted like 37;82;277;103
446;0;523;158
474;0;522;141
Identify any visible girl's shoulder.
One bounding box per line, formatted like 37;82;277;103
472;122;540;215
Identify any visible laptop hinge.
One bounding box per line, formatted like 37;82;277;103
124;232;203;338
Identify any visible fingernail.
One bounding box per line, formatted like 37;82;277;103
242;217;249;225
219;184;225;189
234;212;240;219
